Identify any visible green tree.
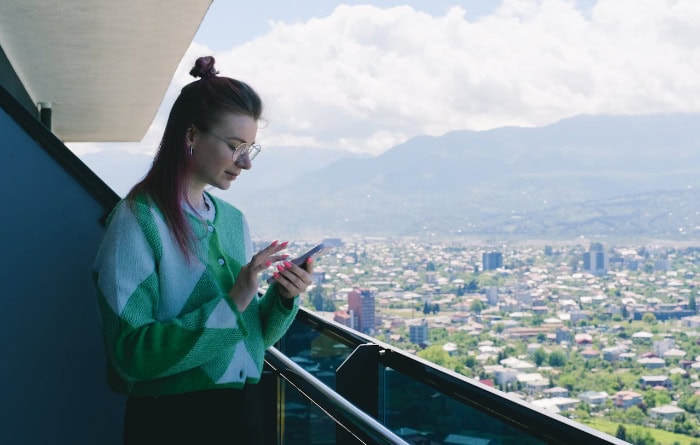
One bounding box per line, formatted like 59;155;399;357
690;292;697;312
679;395;700;413
465;355;476;368
624;406;646;425
533;348;547;366
558;374;576;391
642;312;657;325
310;286;324;311
615;424;627;441
417;345;459;372
470;299;484;314
548;350;567;367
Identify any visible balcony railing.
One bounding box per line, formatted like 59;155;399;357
264;307;628;445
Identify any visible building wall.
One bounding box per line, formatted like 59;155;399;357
0;99;123;443
482;252;503;271
348;289;376;334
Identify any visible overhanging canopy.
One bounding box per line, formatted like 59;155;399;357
0;0;211;142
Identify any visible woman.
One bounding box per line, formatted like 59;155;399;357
93;56;312;444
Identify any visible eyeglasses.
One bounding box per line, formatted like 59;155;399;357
205;130;261;162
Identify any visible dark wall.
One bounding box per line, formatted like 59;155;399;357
0;92;123;443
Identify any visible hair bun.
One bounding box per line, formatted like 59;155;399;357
189;56;219;79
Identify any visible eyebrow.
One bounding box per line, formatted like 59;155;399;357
225;135;256;145
225;136;247;144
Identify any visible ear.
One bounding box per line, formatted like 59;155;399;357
185;126;196;147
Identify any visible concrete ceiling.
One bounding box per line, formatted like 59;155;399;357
0;0;212;142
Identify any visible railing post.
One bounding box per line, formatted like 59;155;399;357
336;343;381;444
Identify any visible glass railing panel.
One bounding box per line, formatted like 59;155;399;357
380;366;548;445
279;309;625;444
277;378;350;445
266;346;409;445
279;317;355;389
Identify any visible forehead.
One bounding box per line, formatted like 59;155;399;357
211;113;258;141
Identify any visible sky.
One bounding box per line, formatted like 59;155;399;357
69;0;700;157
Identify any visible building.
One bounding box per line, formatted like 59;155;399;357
637;357;666;369
640;375;672;390
348;288;376;334
632;331;654;343
682;316;700;328
333;310;354;329
543;387;569;398
602;347;625;362
653;338;676;357
583;243;608;275
613;391;643;409
409;319;429;345
579;391;608;406
486;287;499;306
321;237;343;247
482;252;503;271
649;405;686;421
531;397;580;413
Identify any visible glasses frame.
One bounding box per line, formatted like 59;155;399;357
205;130;261;162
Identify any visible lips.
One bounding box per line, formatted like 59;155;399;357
225;171;238;179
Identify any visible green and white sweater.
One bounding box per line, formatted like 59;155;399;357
93;192;299;396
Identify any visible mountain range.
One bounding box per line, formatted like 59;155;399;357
80;113;700;241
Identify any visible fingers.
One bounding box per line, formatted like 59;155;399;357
302;257;314;274
273;260;313;295
260;240;289;257
249;241;290;272
267;254;290;263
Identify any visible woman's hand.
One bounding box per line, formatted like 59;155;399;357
229;241;289;312
273;258;314;300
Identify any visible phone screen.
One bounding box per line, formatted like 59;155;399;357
291;243;330;266
267;243;331;283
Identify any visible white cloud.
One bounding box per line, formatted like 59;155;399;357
72;1;700;157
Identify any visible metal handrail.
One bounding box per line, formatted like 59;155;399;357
265;346;410;445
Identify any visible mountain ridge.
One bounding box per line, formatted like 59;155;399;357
78;112;700;240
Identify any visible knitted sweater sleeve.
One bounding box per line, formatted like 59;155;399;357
258;284;300;348
94;201;247;383
239;214;300;348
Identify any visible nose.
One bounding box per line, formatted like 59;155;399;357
234;153;252;170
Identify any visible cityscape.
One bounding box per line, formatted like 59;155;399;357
264;237;700;444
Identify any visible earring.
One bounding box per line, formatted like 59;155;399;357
189;145;193;156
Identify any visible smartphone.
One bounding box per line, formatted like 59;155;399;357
267;243;331;283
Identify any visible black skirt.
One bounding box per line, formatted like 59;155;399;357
123;385;264;444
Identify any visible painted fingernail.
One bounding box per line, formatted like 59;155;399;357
280;241;289;247
271;240;278;246
277;265;285;272
283;261;293;268
282;254;290;258
265;261;272;267
273;272;280;279
307;257;313;264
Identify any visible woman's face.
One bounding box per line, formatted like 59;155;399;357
187;113;258;191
